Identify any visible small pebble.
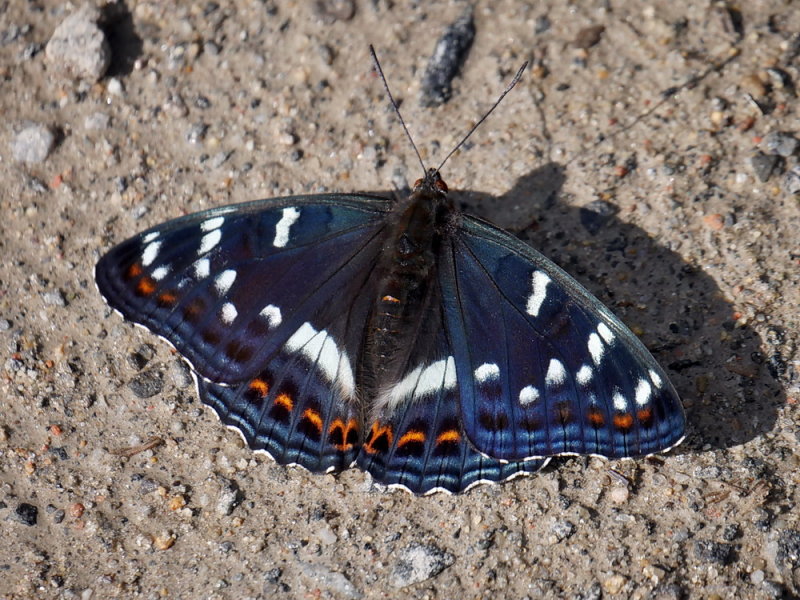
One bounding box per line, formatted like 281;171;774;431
106;77;125;97
169;360;192;388
84;112;110;130
15;503;38;526
13;123;56;164
579;200;618;235
127;369;164;398
186;123;208;144
45;4;110;82
312;0;356;24
762;131;798;157
209;150;232;169
43;290;67;307
782;165;800;195
390;542;455;588
749;152;780;182
573;25;605;49
693;540;734;565
609;486;630;504
602;574;626;595
551;520;576;541
702;213;725;231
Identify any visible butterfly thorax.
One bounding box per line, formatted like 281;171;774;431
359;169;454;404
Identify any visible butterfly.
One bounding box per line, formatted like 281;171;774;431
95;49;685;495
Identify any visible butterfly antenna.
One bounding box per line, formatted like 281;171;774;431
370;45;427;177
437;61;528;173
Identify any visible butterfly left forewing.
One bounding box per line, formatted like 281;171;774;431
96;194;389;384
439;215;685;462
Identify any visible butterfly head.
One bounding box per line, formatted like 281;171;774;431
414;167;449;196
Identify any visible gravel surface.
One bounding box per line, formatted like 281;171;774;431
1;1;798;598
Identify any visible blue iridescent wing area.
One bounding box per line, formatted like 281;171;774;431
440;215;685;461
96;195;389;385
355;324;547;495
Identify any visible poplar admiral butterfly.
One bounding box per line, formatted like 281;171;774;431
95;48;685;494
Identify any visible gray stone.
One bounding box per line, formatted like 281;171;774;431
762;131;798;157
298;562;361;599
390;542;455;588
45;4;111;82
12;124;56;164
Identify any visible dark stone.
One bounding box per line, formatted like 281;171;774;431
750;151;780;182
693;540;734;565
15;503;38;526
419;11;475;107
128;368;164;398
579;200;618;235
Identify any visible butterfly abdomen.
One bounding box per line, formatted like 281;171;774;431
359;181;453;403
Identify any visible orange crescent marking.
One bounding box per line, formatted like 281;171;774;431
329;418;359;451
382;295;401;303
397;430;426;447
637;408;653;422
435;429;460;444
302;408;323;432
364;422;393;454
613;413;634;429
274;392;293;411
248;379;269;398
157;291;178;307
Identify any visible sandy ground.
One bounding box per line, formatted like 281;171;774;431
1;1;799;598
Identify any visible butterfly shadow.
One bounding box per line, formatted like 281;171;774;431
444;162;784;459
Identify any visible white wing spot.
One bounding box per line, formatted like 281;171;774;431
194;258;210;279
214;269;236;295
613;391;628;411
273;207;300;248
635;379;652;406
519;385;540;407
598;322;615;343
259;304;282;328
199;229;222;255
474;363;500;383
143;232;159;243
649;369;663;388
220;302;238;324
526;271;551;317
151;266;170;281
201;216;225;232
576;365;593;386
142;241;161;267
284;322;356;400
588;333;604;366
286;322;316;352
379;357;457;411
545;359;567;386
